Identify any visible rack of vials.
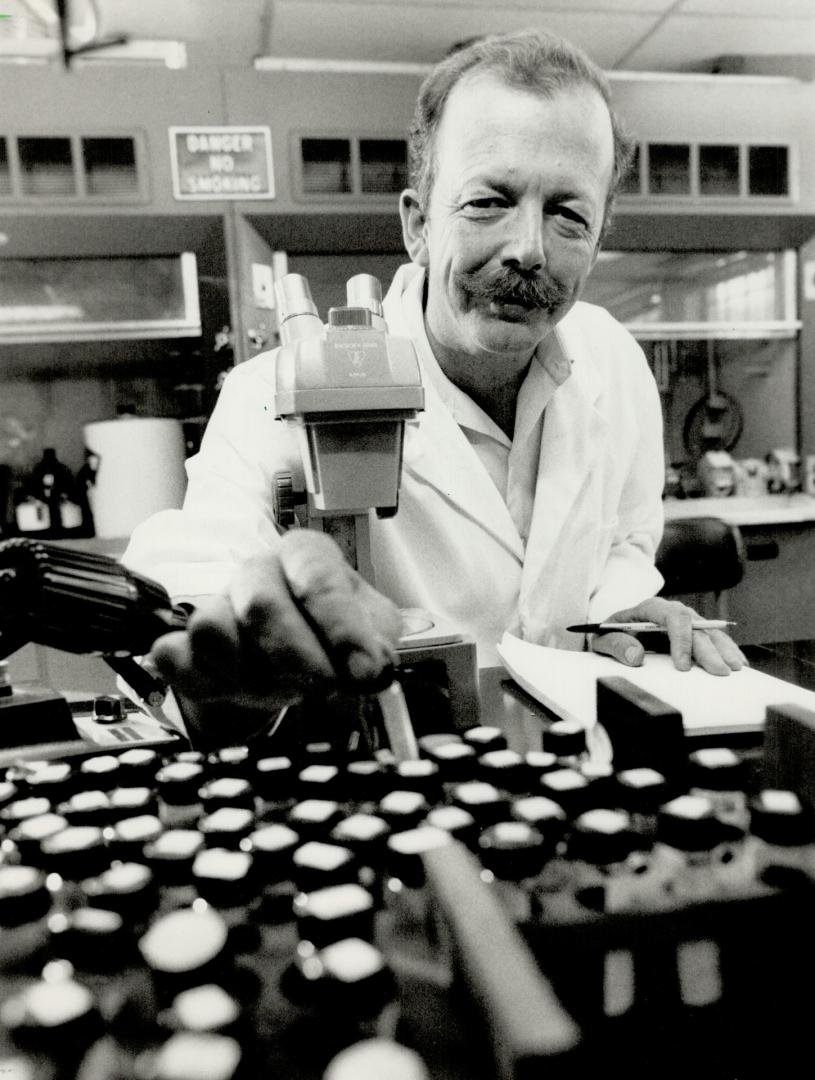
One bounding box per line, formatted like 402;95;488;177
0;678;814;1080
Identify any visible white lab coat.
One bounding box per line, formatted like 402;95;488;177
124;264;665;666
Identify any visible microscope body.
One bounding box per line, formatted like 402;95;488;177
274;302;423;575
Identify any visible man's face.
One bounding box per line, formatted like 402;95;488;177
407;72;615;374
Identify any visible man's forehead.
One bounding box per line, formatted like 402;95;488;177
441;68;607;125
432;71;613;179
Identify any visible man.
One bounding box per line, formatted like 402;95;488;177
124;29;745;740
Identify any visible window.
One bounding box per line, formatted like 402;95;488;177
359;139;407;194
648;144;691;196
699;145;740;197
18;137;75;196
301;138;352;195
748;145;789;197
82;137;138;196
620;140;793;202
296;135;409;200
0;133;145;202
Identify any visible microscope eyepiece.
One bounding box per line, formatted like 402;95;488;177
346;274;384;320
275;274;323;344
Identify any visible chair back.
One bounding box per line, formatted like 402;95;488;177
657;515;745;598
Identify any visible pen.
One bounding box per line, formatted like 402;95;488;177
566;620;736;634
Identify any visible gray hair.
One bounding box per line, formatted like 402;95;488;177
408;29;634;239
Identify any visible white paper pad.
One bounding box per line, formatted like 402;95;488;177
497;632;815;736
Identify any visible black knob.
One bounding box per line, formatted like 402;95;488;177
92;694;127;724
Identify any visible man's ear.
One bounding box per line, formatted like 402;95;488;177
399;189;429;267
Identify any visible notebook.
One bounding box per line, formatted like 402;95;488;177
497;632;815;736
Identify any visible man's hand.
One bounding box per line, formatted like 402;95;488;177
149;531;402;739
589;596;747;676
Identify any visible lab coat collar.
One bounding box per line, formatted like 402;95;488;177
383;264;608;568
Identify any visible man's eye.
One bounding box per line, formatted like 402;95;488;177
464;197;507;210
555;206;588;227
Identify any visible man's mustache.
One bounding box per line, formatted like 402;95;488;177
455;267;571;312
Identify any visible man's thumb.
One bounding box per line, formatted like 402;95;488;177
590;632;644;667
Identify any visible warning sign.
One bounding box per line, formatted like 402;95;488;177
169;126;274;200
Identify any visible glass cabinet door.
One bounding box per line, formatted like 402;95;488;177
582;250;799;339
0;253;201;344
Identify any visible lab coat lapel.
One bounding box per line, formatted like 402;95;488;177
524;315;609;580
402;381;526;562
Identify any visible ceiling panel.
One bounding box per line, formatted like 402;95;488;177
625;13;815;70
267;4;659;66
97;0;268;44
681;0;815;18
282;0;677;11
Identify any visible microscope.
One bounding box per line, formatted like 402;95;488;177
271;272;479;729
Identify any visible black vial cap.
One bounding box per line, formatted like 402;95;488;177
542;720;586;759
0;864;51;926
39;824;110;880
688;747;746;792
199;807;256;849
569;809;636;866
377;790;431;832
330;813;391;863
656;795;724;852
198;777;255;813
287;799;344;839
424;741;478;783
253;755;296;801
143;829;204;885
749;789;813;847
81;861;156;919
386;824;452;888
293;882;376;948
478;821;546;880
425;805;479;848
249;822;300;882
192;847;256;908
477;749;531;794
291;841;358;893
615;767;670;815
462;726;507;754
450;781;508;826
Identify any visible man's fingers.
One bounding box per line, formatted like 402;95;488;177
590;631;644;667
689;630;731;676
276;531;401;688
691;628;747;675
229;532;400;692
150;595;243;699
706;628;748;670
229;548;338;686
151;625;240;705
663;605;695;671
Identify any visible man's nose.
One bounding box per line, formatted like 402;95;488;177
502;204;546;273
